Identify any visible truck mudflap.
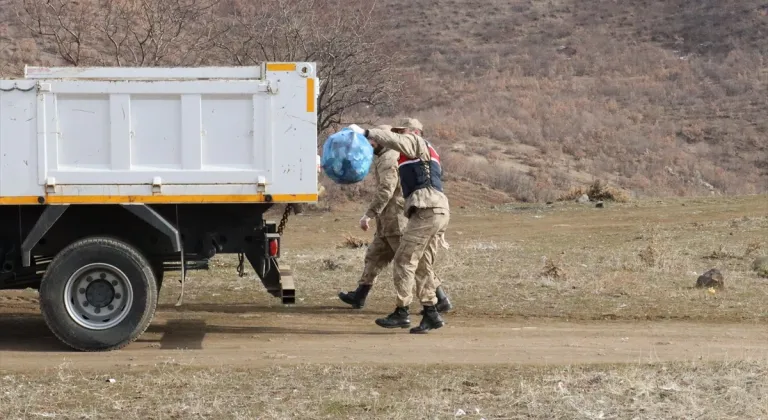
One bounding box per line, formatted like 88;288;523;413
244;207;295;304
243;218;293;304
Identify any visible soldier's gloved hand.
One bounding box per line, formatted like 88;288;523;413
359;215;371;231
348;124;365;136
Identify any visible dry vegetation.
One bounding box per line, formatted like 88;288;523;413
377;0;768;202
143;195;768;322
3;360;768;419
560;180;631;203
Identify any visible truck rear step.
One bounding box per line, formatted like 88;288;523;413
278;265;296;305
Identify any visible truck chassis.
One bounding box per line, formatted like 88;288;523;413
0;202;294;351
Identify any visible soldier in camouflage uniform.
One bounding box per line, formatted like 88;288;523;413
338;125;453;313
349;118;451;334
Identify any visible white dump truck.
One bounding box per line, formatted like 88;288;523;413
0;63;319;351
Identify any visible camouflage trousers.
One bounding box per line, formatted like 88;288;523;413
391;207;450;307
358;232;444;297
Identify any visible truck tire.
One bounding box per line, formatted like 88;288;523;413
39;236;158;351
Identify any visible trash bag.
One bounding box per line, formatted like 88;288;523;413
321;128;374;184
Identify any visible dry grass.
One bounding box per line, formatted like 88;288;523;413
3;360;768;419
339;234;368;249
754;257;768;279
541;257;566;280
321;258;341;271
704;244;741;261
744;241;764;258
638;243;659;268
152;195;768;322
561;180;632;203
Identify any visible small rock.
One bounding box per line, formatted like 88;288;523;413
753;256;768;278
455;409;466;417
106;378;116;383
696;268;724;289
576;194;590;204
595;201;605;208
557;45;577;56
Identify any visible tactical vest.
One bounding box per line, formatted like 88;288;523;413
397;140;444;199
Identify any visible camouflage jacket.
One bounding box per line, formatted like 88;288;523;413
365;148;408;236
367;128;450;217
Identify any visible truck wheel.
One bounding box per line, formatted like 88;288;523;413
39;236;158;351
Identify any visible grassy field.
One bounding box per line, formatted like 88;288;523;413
154;195;768;322
3;361;768;419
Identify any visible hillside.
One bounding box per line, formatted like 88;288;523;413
371;0;768;202
1;0;767;203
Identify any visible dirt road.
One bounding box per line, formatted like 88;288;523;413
2;305;767;372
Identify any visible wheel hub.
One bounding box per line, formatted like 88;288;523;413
85;279;115;308
64;263;133;330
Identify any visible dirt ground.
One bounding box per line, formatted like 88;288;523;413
2;308;768;370
1;195;767;418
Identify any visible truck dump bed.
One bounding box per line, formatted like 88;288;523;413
0;63;319;204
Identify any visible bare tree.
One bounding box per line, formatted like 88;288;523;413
217;0;403;135
14;0;402;135
17;0;222;67
94;0;223;67
17;0;96;65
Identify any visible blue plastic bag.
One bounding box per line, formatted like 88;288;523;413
321;128;374;184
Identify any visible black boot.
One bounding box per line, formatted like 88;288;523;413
420;286;454;314
435;286;453;313
375;306;411;328
410;305;444;334
338;284;372;309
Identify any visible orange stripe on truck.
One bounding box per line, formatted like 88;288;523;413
307;78;316;113
0;194;318;205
